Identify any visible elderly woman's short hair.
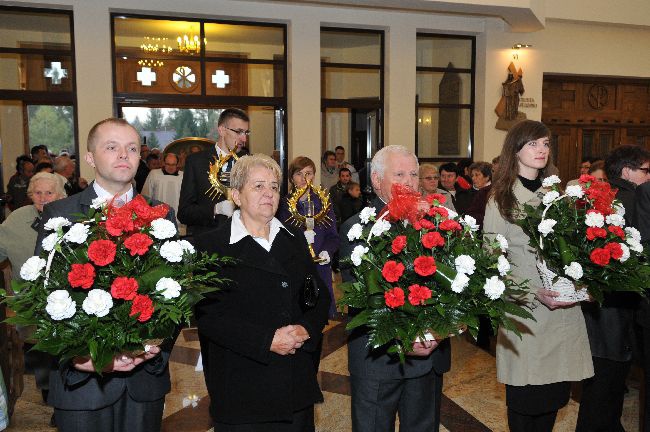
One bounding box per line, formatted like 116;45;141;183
230;154;282;191
419;163;439;177
27;172;67;198
469;161;493;180
371;145;418;179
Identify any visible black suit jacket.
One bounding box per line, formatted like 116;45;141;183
634;180;650;329
339;197;451;379
194;221;330;424
37;185;174;410
178;146;229;238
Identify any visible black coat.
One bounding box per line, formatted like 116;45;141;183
178;146;228;238
634;180;650;329
36;184;174;410
194;220;330;424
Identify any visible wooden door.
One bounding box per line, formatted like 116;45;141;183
549;126;578;183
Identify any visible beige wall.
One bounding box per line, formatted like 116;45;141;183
4;0;649;183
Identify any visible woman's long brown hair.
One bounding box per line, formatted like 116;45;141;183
490;120;552;223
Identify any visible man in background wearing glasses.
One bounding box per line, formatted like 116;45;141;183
178;107;250;240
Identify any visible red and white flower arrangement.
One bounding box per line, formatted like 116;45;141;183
517;174;649;303
339;185;531;359
4;196;230;372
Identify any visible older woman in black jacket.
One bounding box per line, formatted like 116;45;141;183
194;154;330;432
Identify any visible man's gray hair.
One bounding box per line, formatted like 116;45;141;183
371;145;418;180
53;155;72;174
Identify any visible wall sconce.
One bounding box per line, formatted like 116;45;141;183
511;43;532;60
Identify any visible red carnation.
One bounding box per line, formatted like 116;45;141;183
387;184;423;223
105;207;135;236
130;294;154;322
391;236;407;254
124;233;153;256
439;219;462;232
590;247;611;266
87;239;117;266
605;242;624;260
68;263;95;289
425;193;447;205
586;227;607;241
608;225;625;239
456;177;471;190
111;276;139;300
382;261;405;283
414;255;437;276
579;174;596;184
128;195;169;228
408;284;432;306
419;219;436;230
384;287;405;308
428;206;449;218
422;231;445;249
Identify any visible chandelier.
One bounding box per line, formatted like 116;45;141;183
140;37;172;54
177;34;205;54
138;59;164;68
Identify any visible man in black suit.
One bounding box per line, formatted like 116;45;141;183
576;144;650;432
178;108;249;239
339;145;451;432
37;118;173;432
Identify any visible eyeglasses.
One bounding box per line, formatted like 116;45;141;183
225;127;251;136
423;176;440;180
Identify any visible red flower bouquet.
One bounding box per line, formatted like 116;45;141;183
340;185;531;359
517;175;650;303
4;196;230;372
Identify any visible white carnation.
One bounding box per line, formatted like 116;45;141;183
563;262;583;280
45;290;76;320
347;223;363;242
64;223;90;244
20;256;47;281
542;190;560;206
483;276;506;300
614;203;626;217
497;255;511;276
619;243;630;262
451;273;470;293
627;238;644;253
542;175;561;187
351;245;369;266
359;207;376;224
44;217;71;231
150;218;177;240
605;213;625;227
455;255;476;275
585;212;605;228
91;197;108;210
160;240;184;262
82;289;113;317
538;219;557;237
370;218;391;237
156;277;182;299
496;234;509;251
565;185;584;199
178;240;195;255
42;233;59;252
625;227;641;243
461;215;479;231
444;206;458;219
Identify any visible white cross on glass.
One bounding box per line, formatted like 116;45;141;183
43;62;68;85
211;70;230;88
137;67;157;86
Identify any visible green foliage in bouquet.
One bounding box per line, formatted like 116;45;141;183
516;174;650;303
339;185;532;361
2;196;233;373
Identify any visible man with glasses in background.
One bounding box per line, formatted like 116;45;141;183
178;108;250;240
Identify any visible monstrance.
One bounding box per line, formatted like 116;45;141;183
286;181;332;262
206;149;239;199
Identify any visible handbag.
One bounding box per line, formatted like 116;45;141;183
302;274;320;309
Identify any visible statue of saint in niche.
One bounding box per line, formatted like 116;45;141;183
495;62;526;130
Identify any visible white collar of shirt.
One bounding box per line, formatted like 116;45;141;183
229;209;293;252
92;181;134;203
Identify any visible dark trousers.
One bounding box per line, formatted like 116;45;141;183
54;392;165;432
505;381;570;432
214;405;314;432
576;356;630;432
350;367;444;432
642;325;650;432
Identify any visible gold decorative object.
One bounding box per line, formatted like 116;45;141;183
285;181;332;263
140;37;173;54
177;34;205;54
138;59;164;68
206;149;239;199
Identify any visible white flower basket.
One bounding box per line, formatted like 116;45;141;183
537;260;589;302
